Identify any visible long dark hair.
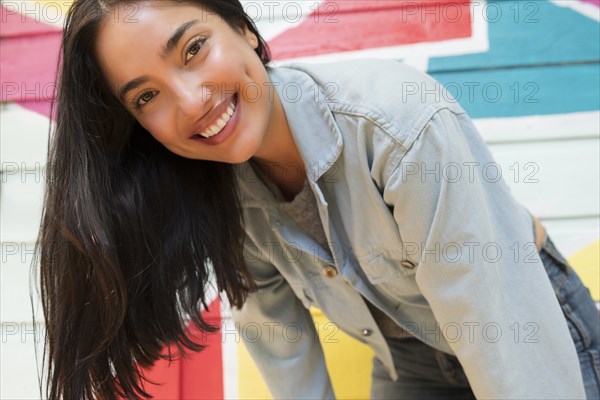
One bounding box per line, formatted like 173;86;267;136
32;1;269;398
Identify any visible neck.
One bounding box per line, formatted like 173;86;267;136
250;91;306;199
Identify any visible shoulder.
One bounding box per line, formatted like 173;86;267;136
279;58;466;145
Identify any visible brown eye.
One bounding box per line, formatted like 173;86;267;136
185;38;206;64
134;91;156;109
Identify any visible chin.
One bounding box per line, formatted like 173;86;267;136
224;148;257;165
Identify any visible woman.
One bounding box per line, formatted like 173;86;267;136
37;0;599;399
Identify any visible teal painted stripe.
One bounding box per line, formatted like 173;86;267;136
429;0;600;73
430;63;600;118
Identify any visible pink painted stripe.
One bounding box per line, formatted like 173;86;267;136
0;5;61;38
580;0;600;7
1;4;62;110
18;101;56;120
0;33;62;104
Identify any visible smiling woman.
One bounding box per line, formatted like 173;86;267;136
37;1;277;399
93;2;290;164
36;0;600;400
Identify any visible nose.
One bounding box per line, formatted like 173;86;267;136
174;79;216;120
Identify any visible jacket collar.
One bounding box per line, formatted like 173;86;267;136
235;64;343;207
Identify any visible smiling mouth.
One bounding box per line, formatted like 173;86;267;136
193;95;238;139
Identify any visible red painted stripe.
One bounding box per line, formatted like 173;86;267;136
179;298;224;399
132;345;182;400
268;0;472;59
117;298;224;399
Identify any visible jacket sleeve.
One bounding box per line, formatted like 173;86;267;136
230;249;335;400
382;107;586;399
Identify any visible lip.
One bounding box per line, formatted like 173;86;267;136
189;93;240;146
189;94;236;138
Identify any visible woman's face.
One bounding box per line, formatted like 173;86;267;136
95;1;279;163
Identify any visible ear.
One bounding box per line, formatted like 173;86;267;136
240;23;259;49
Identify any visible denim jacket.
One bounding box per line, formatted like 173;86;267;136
231;59;585;399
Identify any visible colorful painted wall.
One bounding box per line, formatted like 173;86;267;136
1;1;598;399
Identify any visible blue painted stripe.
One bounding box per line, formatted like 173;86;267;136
431;63;600;118
429;0;600;73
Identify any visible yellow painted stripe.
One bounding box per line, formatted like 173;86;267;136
237;338;271;399
314;309;373;400
237;308;373;400
568;239;600;301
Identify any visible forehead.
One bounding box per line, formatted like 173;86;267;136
101;1;218;32
96;2;220;50
93;2;226;94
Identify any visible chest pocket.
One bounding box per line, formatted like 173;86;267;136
357;247;418;284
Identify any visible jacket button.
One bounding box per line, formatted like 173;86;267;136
322;266;338;278
361;328;373;336
401;260;416;269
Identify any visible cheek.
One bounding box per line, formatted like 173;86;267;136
139;113;173;144
207;39;258;80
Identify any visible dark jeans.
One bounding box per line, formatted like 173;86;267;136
370;235;600;399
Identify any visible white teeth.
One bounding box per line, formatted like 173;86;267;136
210;123;221;135
198;100;237;138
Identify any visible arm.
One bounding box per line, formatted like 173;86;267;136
231;251;335;399
383;107;585;399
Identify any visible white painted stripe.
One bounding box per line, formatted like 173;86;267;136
220;298;239;400
0;172;45;243
473;112;600;144
2;111;599;241
0;103;51;170
246;0;324;42
272;33;489;71
550;0;600;22
542;217;600;258
1;322;47;399
1;242;43;323
3;108;597;172
203;265;220;307
489;138;600;220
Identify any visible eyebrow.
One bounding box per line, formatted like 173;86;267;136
118;76;149;103
161;20;199;59
118;20;199;102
